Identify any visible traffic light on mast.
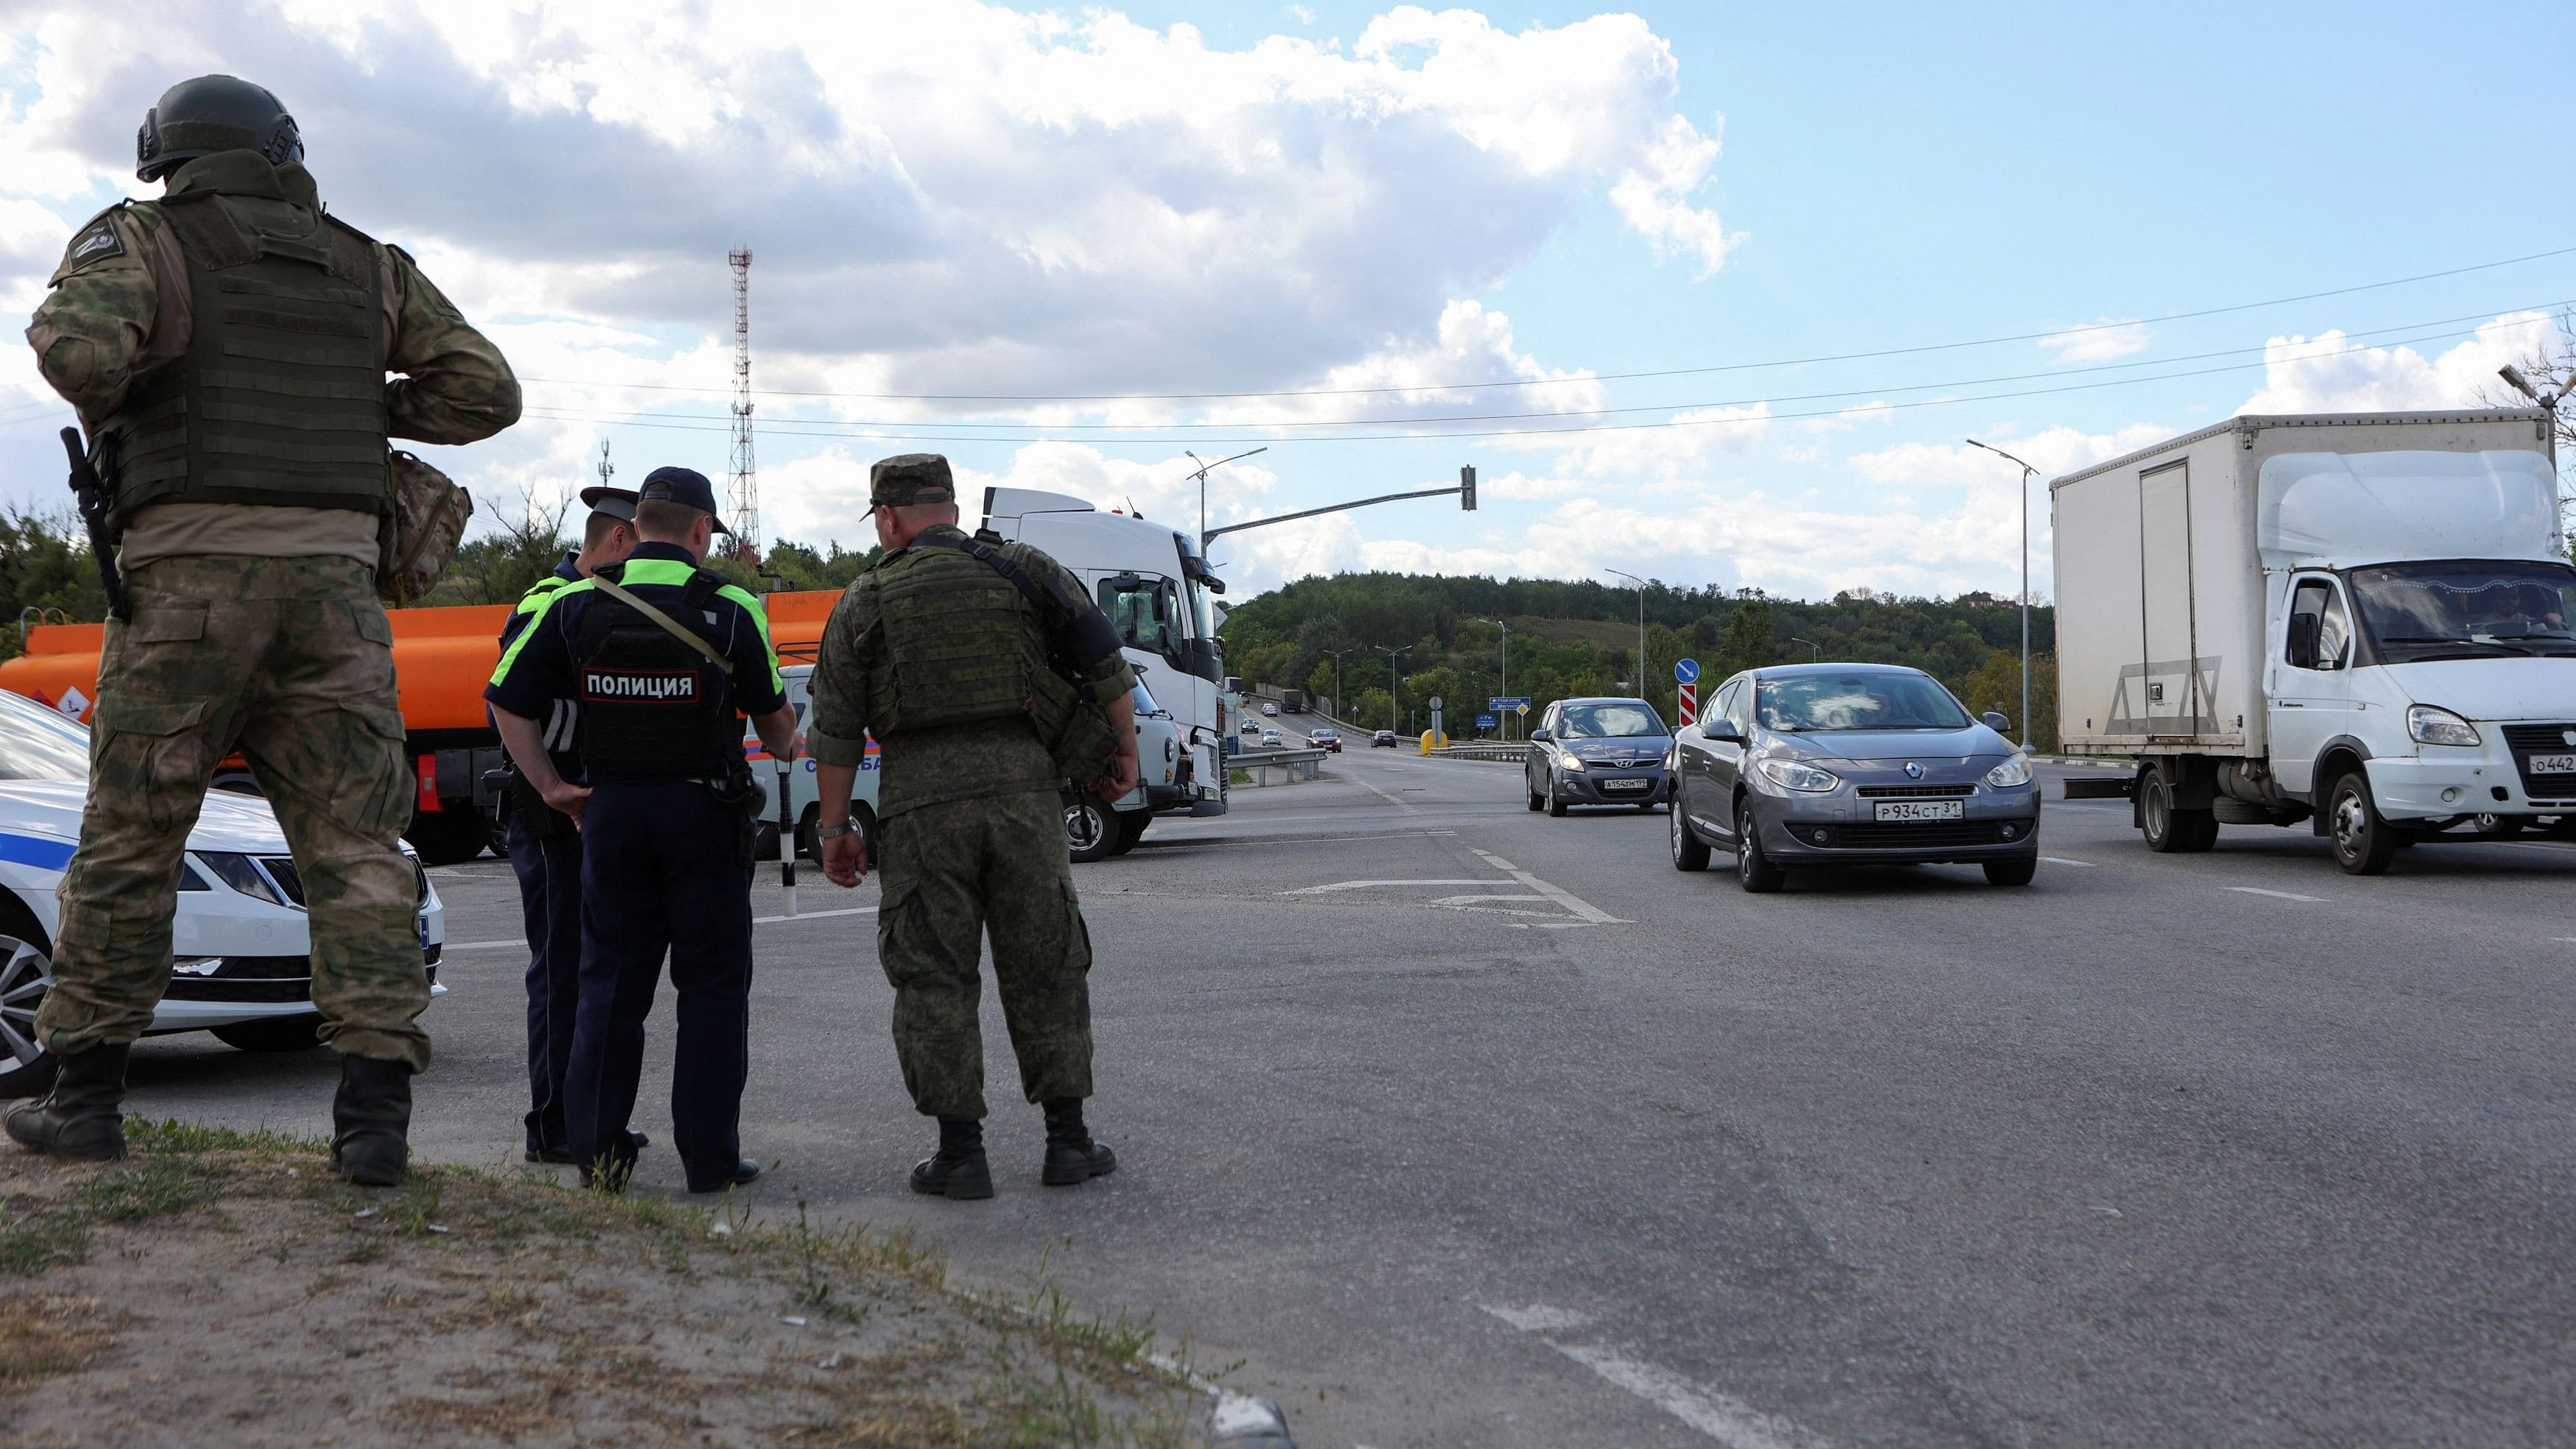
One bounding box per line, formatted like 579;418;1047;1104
1459;464;1477;511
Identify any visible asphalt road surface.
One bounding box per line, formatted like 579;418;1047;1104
113;745;2576;1448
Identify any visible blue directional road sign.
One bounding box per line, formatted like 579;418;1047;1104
1476;714;1497;730
1489;695;1532;712
1674;658;1699;684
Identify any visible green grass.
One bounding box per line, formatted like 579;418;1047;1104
0;1206;90;1276
82;1158;217;1223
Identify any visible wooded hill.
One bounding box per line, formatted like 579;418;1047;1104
1218;572;2061;750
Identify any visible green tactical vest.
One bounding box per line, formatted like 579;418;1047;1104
860;541;1048;740
107;160;389;525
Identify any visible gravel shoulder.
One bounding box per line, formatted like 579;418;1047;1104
2;1121;1203;1448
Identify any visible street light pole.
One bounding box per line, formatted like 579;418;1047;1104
1374;644;1411;732
1473;618;1510;737
1967;439;2040;751
1788;636;1821;662
1183;447;1269;545
1604;570;1646;697
1325;647;1356;724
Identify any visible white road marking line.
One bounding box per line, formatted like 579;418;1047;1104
1426;893;1551;905
1469;847;1624;924
1480;1304;1830;1449
1281;879;1509;894
441;904;882;952
2227;887;2324;903
1355;778;1420;814
2039;856;2095;868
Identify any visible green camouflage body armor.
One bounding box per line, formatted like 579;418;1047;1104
862;542;1119;782
104;186;389;527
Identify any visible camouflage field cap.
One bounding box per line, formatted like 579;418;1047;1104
870;453;955;508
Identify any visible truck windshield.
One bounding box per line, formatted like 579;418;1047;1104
2346;561;2576;660
1758;673;1971;731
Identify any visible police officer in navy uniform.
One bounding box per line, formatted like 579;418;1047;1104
496;482;637;1164
485;467;797;1192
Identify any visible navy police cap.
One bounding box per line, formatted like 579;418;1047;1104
637;466;732;535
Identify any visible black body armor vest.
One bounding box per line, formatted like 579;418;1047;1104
573;566;743;782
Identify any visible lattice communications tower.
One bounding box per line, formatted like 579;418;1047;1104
727;247;759;561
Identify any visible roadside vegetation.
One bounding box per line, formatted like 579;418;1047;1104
1;1119;1204;1447
1223;572;2062;749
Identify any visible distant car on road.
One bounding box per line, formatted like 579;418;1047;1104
1310;729;1341;752
1262;729;1284;747
1262;702;1280;718
1667;662;2039;891
0;688;446;1098
1242;718;1262;735
1526;697;1671;815
1372;730;1398;748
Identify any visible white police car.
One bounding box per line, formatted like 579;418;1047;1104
0;687;445;1097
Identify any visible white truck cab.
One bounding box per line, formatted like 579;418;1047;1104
2053;411;2574;873
978;488;1230;826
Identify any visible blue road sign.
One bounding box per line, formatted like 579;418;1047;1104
1476;714;1497;729
1488;695;1532;711
1674;658;1699;684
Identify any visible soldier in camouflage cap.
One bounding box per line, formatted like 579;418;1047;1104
6;75;521;1186
808;453;1139;1199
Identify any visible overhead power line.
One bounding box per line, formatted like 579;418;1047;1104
514;309;2566;445
514;243;2576;403
518;304;2558;433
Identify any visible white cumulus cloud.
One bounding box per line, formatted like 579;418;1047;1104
2238;311;2565;415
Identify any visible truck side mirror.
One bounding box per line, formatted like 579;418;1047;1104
1982;711;2011;733
2286;612;2321;669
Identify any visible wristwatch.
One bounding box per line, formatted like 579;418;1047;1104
814;821;857;841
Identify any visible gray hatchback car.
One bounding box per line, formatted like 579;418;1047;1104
1526;697;1671;815
1668;663;2039;890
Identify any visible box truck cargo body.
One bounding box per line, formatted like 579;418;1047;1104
2050;411;2572;871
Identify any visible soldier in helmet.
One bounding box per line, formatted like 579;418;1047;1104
808;454;1139;1199
5;76;521;1185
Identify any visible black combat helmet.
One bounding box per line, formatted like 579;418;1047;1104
135;74;302;181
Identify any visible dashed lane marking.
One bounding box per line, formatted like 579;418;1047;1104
1469;847;1623;924
1354;778;1421;814
1281;879;1510;893
1480;1304;1832;1448
2226;887;2324;903
442;904;880;951
2039;857;2095;868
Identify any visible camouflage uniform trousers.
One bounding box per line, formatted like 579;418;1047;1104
38;555;430;1071
876;787;1094;1120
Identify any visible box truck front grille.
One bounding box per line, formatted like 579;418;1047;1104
2502;724;2576;796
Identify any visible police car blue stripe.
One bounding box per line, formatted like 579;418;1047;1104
0;832;77;871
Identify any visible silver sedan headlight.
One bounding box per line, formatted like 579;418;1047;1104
1985;755;2033;788
2405;704;2480;748
1560;754;1588;773
1756;757;1841;793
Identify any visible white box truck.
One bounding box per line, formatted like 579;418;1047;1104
2050;410;2573;873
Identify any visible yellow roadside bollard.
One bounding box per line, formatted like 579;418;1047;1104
1418;730;1446;754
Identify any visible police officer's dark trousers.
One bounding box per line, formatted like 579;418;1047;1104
563;781;754;1189
505;803;583;1156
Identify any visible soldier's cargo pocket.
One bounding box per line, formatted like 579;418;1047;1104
127;603;208;645
877;877;920;991
90;693;210;835
1058;878;1092;979
339;704;414;840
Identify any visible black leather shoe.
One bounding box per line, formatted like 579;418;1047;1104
4;1043;129;1162
910;1146;994;1200
1041;1136;1117;1187
330;1055;414;1188
529;1130;645;1166
689;1157;762;1194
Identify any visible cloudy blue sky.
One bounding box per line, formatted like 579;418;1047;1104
3;1;2571;600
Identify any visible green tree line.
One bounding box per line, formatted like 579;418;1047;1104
1220;571;2059;751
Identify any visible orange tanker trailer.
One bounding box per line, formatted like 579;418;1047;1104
1;588;844;864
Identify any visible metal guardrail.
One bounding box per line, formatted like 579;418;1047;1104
1233;745;1329;784
1432;742;1532;762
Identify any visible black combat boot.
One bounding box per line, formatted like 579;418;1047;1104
910;1116;994;1200
330;1054;413;1188
1040;1097;1117;1187
3;1042;130;1162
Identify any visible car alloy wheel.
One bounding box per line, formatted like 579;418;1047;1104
1670;794;1710;872
0;934;56;1099
1735;801;1785;893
